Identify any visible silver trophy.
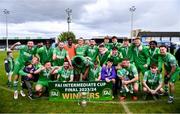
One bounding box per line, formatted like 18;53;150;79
78;91;89;107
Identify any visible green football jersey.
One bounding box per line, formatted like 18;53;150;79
52;48;68;66
98;51;110;66
111;42;122;50
76;45;87;56
117;68;128;78
119;45;134;63
57;67;73;82
133;45;150;67
72;56;93;74
109;52;123;66
143;70;163;88
85;46;98;62
16;45;36;64
104;43;112;50
124;64;138;80
158;52;179;72
88;66;101;81
37;46;54;65
148;48;160;65
37;68;52;87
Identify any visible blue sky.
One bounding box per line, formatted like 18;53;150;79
0;0;180;39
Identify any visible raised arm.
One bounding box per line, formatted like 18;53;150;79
10;42;21;50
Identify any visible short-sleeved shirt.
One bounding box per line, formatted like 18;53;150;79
53;48;68;66
16;45;36;64
121;64;138;80
109;52;123;66
37;67;53;87
57;67;73;82
133;44;150;67
158;52;179;72
72;56;93;74
76;45;87;56
111;42;122;50
148;48;160;65
64;44;76;60
37;46;54;65
88;66;101;81
119;45;134;63
104;43;112;50
117;68;128;78
143;70;163;87
85;46;99;62
98;51;110;66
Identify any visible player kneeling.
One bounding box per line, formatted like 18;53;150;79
118;69;133;94
34;61;53;97
143;64;164;101
51;61;74;82
117;58;139;101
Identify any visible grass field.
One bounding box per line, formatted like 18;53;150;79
0;51;179;113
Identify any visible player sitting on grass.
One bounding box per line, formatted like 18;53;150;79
118;58;139;101
51;61;73;82
143;64;164;101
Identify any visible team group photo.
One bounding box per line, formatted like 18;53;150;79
0;0;180;113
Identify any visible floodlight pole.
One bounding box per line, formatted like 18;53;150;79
129;6;136;42
66;8;72;33
3;9;10;50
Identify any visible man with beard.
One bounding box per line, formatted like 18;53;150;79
85;39;99;62
148;41;160;66
64;38;76;60
117;58;139;101
11;41;37;99
52;61;73;82
52;41;72;66
37;40;54;65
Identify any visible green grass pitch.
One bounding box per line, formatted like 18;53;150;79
0;51;179;113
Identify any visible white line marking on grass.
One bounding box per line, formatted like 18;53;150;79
0;85;14;92
120;101;132;114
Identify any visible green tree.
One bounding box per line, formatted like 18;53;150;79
57;31;76;43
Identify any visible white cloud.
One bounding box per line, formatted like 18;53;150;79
0;0;180;39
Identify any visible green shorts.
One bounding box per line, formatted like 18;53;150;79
37;80;49;87
136;65;148;75
169;69;180;83
13;61;23;75
147;84;159;90
74;68;85;76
